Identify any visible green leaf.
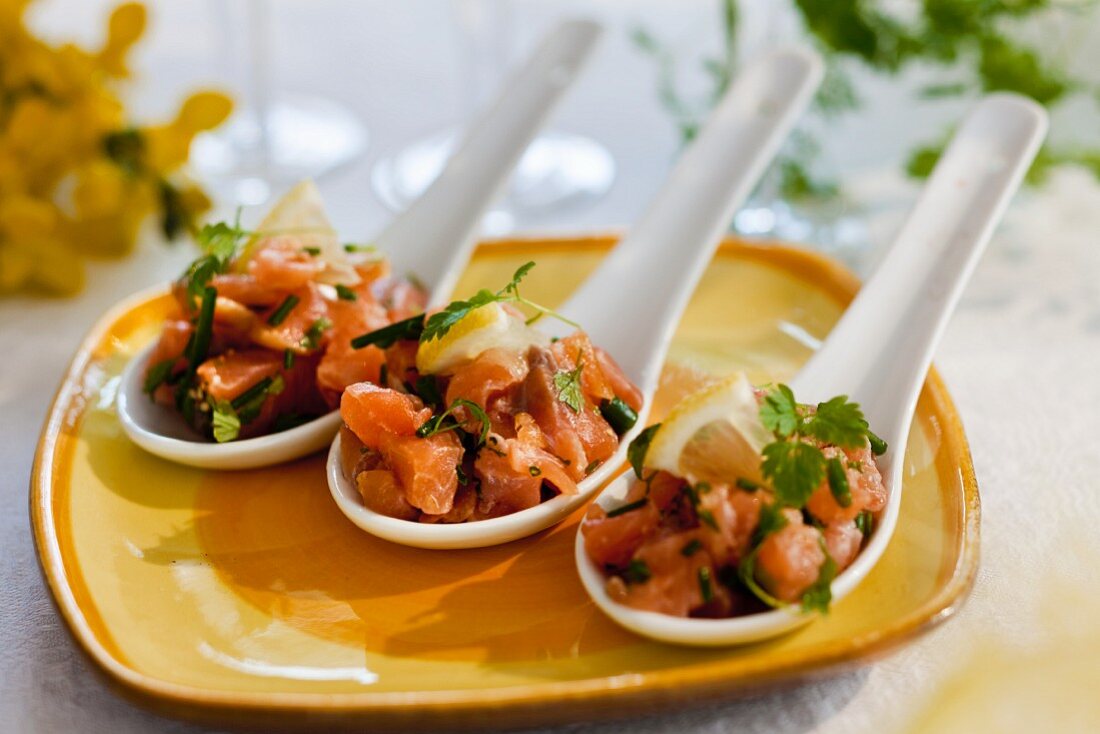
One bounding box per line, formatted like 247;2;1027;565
351;314;425;349
267;294;300;326
737;548;785;610
598;397;638;436
606;498;648;518
211;400;241;443
143;359;174;396
697;566;714;603
502;261;536;295
804;394;868;448
553;360;585;413
760;384;800;437
335;284;357;301
299;317;332;351
855;510;874;537
415;398;491;447
420;289;499;343
800;543;838;614
761;441;827;508
627;424;661;479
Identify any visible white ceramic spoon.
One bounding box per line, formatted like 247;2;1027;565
576;92;1047;646
116;20;603;470
328;46;825;547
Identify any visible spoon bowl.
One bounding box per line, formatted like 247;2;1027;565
575;93;1047;646
116;20;604;470
329;46;824;548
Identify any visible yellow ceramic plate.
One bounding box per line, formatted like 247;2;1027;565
31;238;979;730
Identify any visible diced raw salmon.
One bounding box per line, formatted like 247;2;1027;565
805;444;888;525
823;520;863;571
582;500;660;571
612;534;728;617
356;469;419;521
473;414;577;519
383;340;420;389
197;349;283;402
316;293;390;405
381;432;463;515
755;510;826;603
340;382;432;447
251;283;331;354
247;236;326;291
520;346;618;480
594;345;644;412
209;273;283;307
445;347;529;413
420;483;477;524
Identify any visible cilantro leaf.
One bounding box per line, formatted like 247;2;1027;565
761;440;827;508
752;501;790;546
211;400;241;443
760;384;800;437
182;218;246;298
553;359;585;412
804;394;868;448
627;423;661;479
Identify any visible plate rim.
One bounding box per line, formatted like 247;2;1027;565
29;236;981;727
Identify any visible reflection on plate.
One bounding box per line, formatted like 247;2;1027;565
31;237;979;730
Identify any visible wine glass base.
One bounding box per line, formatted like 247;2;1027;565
371;130;615;224
192;94;369;206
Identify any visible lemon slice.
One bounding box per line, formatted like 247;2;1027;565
416;302;547;375
645;372;772;485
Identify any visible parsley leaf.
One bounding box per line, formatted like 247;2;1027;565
803;394;868;448
760;384;800;437
627;423;661;479
211;400;241;443
553;359;585;412
182;217;246;299
761;441;827;507
416;398;491;446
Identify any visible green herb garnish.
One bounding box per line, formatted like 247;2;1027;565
855;510;874;537
143;359;174;396
698;566;714;603
335;284;357;301
627;423;661;479
351;314;425;349
867;429;888;456
553;359;585;413
414;375;443;408
681;539;703;557
826;456;852;508
800;544;838;615
183;217;246;299
528;466;541;477
415;398;491;446
606;498;648;518
283;349;295;370
300;317;331;351
212;400;241;443
624;558;651;584
267;294;300;326
599;397;638;435
735;477;761;491
302;246;321;256
420;262;579;344
752;502;790;546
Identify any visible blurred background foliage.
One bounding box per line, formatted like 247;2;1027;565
634;0;1098;202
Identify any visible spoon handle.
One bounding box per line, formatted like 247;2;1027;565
375;19;603;307
790;94;1047;440
553;47;823;399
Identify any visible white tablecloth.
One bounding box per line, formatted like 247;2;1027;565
5;2;1100;731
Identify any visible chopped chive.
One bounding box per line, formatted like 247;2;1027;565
267;294;300;326
351;314;424;349
303;246;321;256
584;459;603;476
283;349;295;370
598;397;638;435
343;242;375;253
176;285;216;413
698;508;719;531
230;377;274;410
735;477;761;491
681;539;703;557
695;481;712;495
143;359;174;396
698;566;714;603
335;283;357;301
867;430;888;456
414;375;443;408
528;466;541;477
606;498;648;518
300;317;331;350
624;558;651;584
855;510;874;537
826;456;852;508
378;363;388;387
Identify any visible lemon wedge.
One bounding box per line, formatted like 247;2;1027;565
415;302;547;375
645;371;772;485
